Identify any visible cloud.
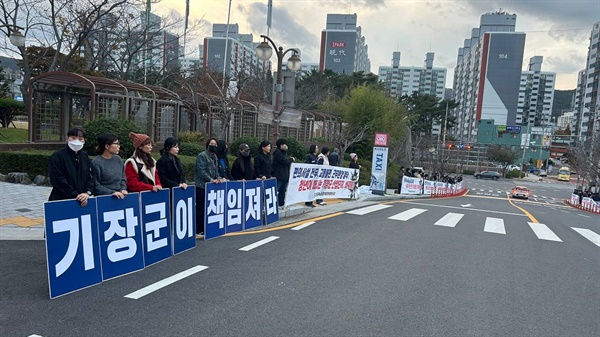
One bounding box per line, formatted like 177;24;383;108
239;3;320;62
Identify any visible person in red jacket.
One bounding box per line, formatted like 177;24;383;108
124;132;162;192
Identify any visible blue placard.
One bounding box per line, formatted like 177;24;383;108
264;178;279;225
244;180;263;229
172;187;196;255
96;193;144;280
44;198;102;298
225;181;244;233
204;182;226;240
140;190;172;266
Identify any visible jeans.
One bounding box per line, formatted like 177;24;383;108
195;187;206;234
276;179;288;207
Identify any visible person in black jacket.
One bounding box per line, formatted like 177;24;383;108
216;139;231;180
254;140;273;180
48;127;95;207
328;148;340;166
156;137;188;189
304;144;318;207
231;143;254;181
271;138;295;207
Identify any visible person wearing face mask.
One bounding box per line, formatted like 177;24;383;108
195;137;224;238
124;132;162;192
91;133;128;198
48;127;95;207
156;137;188;190
271;138;295;207
231;143;254;181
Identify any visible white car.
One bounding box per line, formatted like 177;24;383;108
507;165;521;171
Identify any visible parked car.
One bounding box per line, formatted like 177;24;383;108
528;167;539;174
474;171;500;180
511;186;530;200
538;169;547;177
507;165;521;171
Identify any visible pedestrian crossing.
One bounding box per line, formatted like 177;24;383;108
346;205;599;247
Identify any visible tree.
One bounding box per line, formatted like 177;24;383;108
0;97;25;128
0;65;14;97
569;136;600;190
487;146;520;175
398;93;458;135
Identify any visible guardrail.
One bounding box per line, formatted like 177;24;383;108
430;187;468;198
563;199;600;214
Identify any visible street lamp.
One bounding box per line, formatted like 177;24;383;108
2;24;26;47
256;35;301;141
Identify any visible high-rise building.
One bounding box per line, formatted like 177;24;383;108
378;52;446;99
451;11;525;143
319;14;370;74
516;56;556;126
203;24;269;78
573;21;600;142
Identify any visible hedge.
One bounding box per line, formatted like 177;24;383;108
0;150;55;179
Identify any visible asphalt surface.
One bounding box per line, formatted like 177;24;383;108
1;176;599;336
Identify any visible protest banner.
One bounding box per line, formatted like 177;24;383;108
400;176;422;195
285;163;359;206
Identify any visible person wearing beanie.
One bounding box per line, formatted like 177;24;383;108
349;153;361;169
231;143;254;181
271;138;295;207
124;132;162;192
156;137;188;190
91;133;128;198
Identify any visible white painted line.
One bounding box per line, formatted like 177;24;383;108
528;223;562;242
28;335;43;337
578;214;591;218
239;236;280;251
571;228;600;247
291;221;315;231
434;212;464;227
479;189;485;192
388;208;427;221
400;201;527;217
560;210;570;213
533;195;539;198
545;201;551;204
124;265;209;299
346;204;392;215
484;217;506;234
489;190;494;193
497;191;503;194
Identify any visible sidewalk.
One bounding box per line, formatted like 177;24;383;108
0;182;426;241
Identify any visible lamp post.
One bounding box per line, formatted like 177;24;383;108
3;25;26;47
256;35;301;142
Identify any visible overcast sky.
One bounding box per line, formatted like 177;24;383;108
158;0;600;90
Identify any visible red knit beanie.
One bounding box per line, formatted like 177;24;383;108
129;132;150;148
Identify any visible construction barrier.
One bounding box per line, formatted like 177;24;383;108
563;196;600;214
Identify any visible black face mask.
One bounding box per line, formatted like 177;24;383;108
209;145;218;153
241;150;250;157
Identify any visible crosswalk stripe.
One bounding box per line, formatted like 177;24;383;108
239;236;280;251
484;217;506;234
571;228;600;247
291;221;315;231
528;222;562;242
434;212;464;227
388;208;427;221
347;204;392;215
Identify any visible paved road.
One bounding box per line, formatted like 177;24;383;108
1;179;599;336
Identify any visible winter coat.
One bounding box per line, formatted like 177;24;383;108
254;152;273;179
156;153;185;188
272;149;293;182
231;155;254;180
48;146;95;201
124;156;161;192
195;149;220;189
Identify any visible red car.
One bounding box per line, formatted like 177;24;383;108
511;186;530;200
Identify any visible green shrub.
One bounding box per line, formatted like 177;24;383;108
178;155;197;183
178;142;204;157
83;118;144;158
505;169;525;178
177;131;204;144
0;150;56;178
462;170;475;175
282;137;307;160
230;136;262;158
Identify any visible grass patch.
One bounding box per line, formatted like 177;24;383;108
0;128;28;143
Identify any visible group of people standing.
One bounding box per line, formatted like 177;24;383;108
47;128;303;239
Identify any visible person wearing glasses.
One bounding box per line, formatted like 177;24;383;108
91;133;128;198
125;132;162;193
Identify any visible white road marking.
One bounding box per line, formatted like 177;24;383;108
434;212;464;227
571;228;600;247
484;217;506;234
124;265;209;299
388;208;427;221
578;214;591;218
488;190;494;193
346;204;392;215
28;335;43;337
560;210;570;213
291;221;315;231
497;191;503;194
239;236;280;251
400;201;527;217
528;223;562;242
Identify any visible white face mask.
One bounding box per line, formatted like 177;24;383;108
68;140;84;152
